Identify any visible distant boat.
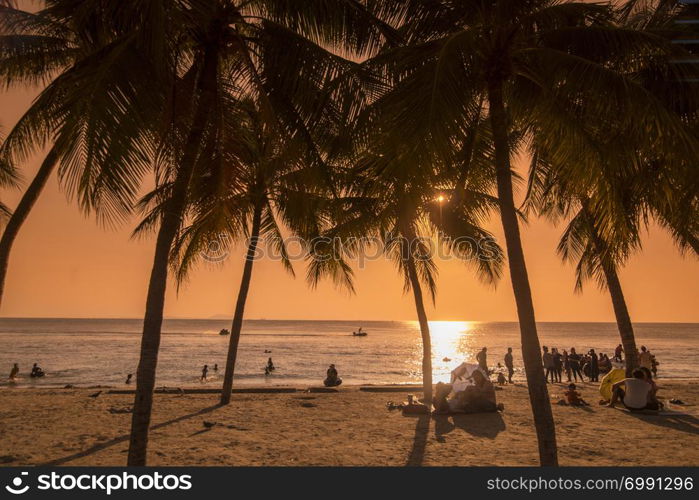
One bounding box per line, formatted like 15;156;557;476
219;328;230;336
352;328;368;337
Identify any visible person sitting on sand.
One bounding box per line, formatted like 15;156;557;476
324;364;342;387
608;368;658;411
640;366;663;410
563;383;589;406
201;365;208;382
435;370;503;414
30;363;45;378
267;358;275;371
9;363;19;380
497;372;507;385
125;373;133;384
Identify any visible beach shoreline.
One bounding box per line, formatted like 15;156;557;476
2;380;698;466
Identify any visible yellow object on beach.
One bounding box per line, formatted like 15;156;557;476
599;368;626;401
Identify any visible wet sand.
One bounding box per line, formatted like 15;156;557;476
1;381;698;466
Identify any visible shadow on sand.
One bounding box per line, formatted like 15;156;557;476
434;412;506;441
405;414;430;466
42;404;221;465
405;411;507;465
625;411;699;436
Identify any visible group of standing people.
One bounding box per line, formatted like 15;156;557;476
479;343;659;386
543;346;618;383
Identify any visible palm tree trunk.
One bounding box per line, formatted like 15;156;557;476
127;48;219;466
0;147;59;309
601;262;638;375
401;226;433;405
581;206;639;375
220;202;263;405
488;80;558;466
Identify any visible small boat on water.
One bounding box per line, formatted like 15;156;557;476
219;328;230;336
352;328;368;337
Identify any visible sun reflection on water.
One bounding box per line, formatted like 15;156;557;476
406;320;483;383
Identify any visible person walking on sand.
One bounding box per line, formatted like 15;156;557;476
125;373;133;385
201;365;209;382
542;346;555;383
9;363;19;380
588;349;599;382
504;348;514;384
614;344;624;362
266;358;275;371
476;347;488;373
213;364;218;372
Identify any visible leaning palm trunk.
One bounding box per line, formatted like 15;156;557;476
488;80;558;466
582;207;639;375
600;261;638;376
127;48;219;466
0;147;59;309
220;202;263;405
401;227;433;404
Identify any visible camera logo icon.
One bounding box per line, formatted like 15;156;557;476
5;472;30;495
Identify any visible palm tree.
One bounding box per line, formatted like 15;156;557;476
524;0;699;375
358;0;699;465
126;0;400;465
310;136;503;404
0;0;169;308
0;129;19;221
139;100;332;406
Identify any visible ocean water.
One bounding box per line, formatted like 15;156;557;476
0;319;697;388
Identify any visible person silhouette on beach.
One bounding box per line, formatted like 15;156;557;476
9;363;19;380
504;348;514;384
201;365;208;381
639;346;653;370
125;373;133;384
30;363;45;378
614;344;624;362
476;347;488;373
324;364;342;387
267;358;275;371
213;364;218;371
542;346;554;383
588;349;599;382
568;347;583;382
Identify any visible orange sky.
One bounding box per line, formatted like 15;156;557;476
1;83;698;322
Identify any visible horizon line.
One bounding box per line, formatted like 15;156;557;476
0;316;697;325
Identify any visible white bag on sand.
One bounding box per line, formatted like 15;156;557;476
449;362;484;391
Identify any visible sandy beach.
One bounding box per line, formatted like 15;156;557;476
1;381;698;466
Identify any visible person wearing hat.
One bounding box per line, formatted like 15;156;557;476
324;364;342;387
